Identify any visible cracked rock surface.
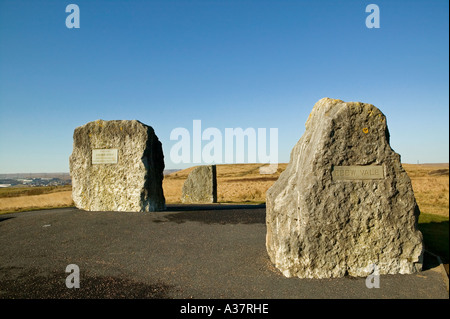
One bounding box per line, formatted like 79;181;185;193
266;98;423;278
181;165;217;204
69;119;165;212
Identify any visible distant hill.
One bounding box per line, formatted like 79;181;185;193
0;169;181;179
0;173;71;180
163;169;181;175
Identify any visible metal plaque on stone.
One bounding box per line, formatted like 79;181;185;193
92;149;118;164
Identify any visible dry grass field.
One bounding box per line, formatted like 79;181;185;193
402;164;449;217
0;163;448;217
163;163;286;204
0;185;73;213
0;163;448;262
164;163;449;217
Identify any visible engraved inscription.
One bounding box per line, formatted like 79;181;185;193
332;165;384;180
92;149;118;164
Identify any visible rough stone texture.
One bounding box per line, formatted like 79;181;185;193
69;119;166;212
181;165;217;203
266;98;424;279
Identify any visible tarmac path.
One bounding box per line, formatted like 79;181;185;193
0;205;448;299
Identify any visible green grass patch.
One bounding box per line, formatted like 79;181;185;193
418;212;449;263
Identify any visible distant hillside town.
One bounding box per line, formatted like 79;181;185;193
0;170;180;188
0;173;71;188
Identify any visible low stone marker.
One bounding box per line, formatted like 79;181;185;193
69;119;166;212
181;165;217;203
266;98;424;279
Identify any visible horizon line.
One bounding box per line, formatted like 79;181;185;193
1;162;448;175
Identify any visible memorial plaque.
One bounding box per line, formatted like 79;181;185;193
92;149;118;164
332;165;384;180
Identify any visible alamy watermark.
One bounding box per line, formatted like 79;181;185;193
64;4;379;30
365;264;380;289
365;4;380;28
65;4;80;29
170;120;279;174
65;264;80;288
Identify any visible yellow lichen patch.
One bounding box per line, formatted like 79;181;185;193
368;109;374;117
120;127;123;131
362;127;369;134
347;102;362;109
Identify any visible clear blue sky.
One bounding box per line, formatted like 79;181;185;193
0;0;448;173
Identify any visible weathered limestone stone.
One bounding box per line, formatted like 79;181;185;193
69;119;166;212
266;98;423;279
181;165;217;203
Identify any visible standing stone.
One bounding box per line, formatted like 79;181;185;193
266;98;423;279
181;165;217;203
69;119;166;212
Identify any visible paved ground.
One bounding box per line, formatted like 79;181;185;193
0;205;448;299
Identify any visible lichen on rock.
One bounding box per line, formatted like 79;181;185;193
69;119;166;212
266;98;423;278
